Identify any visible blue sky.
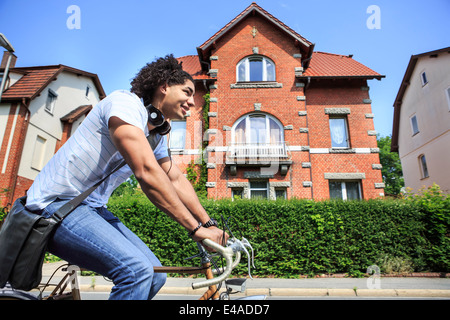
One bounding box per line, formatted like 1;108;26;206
0;0;449;137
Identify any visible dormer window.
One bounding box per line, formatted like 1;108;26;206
237;56;275;82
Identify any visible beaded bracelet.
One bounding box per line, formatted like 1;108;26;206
188;222;202;237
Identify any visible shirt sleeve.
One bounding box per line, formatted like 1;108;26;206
153;135;169;160
102;91;169;161
102;90;148;132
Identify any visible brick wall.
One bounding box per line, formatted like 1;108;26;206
174;13;384;200
0;103;29;207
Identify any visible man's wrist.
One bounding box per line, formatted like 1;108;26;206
203;218;218;228
188;222;203;237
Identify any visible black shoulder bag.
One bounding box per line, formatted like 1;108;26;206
0;133;162;291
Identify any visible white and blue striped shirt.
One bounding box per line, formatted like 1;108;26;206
26;90;169;210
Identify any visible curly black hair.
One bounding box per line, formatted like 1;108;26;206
130;54;194;106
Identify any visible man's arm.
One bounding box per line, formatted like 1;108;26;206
158;157;209;223
158;158;228;243
108;117;219;243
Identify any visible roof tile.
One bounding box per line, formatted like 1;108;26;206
302;52;383;78
2;66;61;100
177;55;210;80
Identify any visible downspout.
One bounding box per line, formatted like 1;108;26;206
301;56;312;69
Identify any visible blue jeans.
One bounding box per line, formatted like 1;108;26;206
41;199;166;300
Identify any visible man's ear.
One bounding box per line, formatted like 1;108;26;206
159;83;169;95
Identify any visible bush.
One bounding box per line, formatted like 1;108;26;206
404;184;450;271
107;189;449;277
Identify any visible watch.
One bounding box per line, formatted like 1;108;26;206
203;218;218;228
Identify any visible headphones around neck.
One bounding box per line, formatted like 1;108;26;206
146;104;171;135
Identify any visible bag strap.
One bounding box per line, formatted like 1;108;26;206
52;132;163;221
52;160;126;221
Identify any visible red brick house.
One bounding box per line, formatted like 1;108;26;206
0;55;105;207
174;3;385;200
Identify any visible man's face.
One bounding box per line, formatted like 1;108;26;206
160;80;195;121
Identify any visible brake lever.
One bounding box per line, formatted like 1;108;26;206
228;238;255;279
241;237;256;269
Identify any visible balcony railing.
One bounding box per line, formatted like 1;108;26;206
226;142;291;164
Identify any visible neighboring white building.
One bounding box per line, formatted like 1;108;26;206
391;47;450;193
0;52;105;206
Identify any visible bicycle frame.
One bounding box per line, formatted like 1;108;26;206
154;263;220;300
41;264;81;300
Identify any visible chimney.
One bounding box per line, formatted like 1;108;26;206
1;51;17;69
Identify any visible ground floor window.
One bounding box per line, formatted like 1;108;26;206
275;188;287;200
329;180;361;200
232;188;243;200
249;181;268;199
228;181;288;200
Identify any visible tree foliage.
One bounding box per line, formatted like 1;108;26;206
377;135;404;195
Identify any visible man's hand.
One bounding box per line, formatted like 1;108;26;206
192;226;229;251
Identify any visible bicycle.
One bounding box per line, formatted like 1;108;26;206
0;219;264;300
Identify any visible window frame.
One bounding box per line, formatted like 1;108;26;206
329;180;362;201
249;180;269;199
275;188;287;200
236;55;276;82
418;154;429;179
420;71;428;86
329;116;350;149
446;86;450;112
85;84;91;99
231;188;243;200
45;89;58;114
410;114;420;136
231;113;284;145
169;120;187;150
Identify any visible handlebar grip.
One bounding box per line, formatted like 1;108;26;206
191;239;234;290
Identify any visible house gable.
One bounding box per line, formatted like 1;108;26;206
197;2;314;71
1;65;105;103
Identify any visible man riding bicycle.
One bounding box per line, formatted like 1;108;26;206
24;55;227;300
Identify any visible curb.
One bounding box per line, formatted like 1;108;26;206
76;283;450;298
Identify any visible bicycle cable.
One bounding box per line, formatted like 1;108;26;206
37;263;70;299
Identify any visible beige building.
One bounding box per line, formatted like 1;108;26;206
391;47;450;193
0;52;105;206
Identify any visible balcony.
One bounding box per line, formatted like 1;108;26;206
225;142;292;175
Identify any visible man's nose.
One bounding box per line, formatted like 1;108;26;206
187;95;195;107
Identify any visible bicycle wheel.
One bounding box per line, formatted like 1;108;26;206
0;285;39;300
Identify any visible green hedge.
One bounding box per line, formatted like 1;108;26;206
107;185;449;278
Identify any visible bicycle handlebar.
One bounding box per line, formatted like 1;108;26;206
191;237;255;290
191;239;235;289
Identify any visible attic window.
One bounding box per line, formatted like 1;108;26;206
420;71;428;86
45;89;58;114
237;56;275;82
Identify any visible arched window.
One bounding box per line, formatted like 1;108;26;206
236;56;275;82
230;113;287;160
418;154;429;179
232;113;283;145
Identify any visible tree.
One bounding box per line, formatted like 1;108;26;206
377;135;404;195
